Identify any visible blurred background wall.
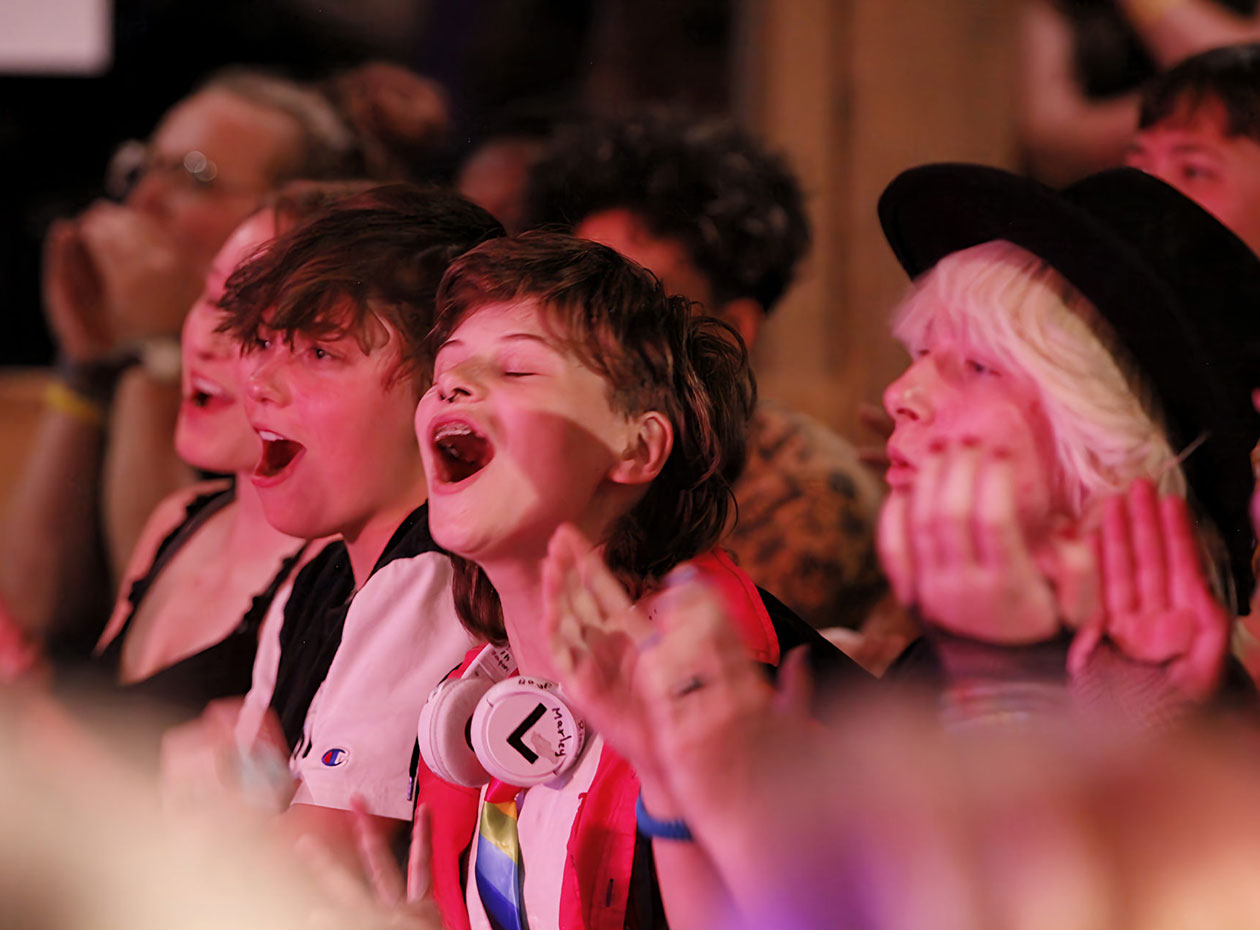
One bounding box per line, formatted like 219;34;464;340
0;0;1019;442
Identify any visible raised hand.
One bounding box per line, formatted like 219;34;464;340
542;523;661;781
42;217;114;361
75;202;203;345
300;801;444;930
1069;480;1228;701
878;440;1094;644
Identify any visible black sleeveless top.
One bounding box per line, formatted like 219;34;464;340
96;484;307;717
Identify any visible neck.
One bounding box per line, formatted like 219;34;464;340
482;557;558;678
343;475;428;589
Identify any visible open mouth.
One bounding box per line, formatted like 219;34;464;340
432;420;493;485
255;429;305;479
187;375;229;409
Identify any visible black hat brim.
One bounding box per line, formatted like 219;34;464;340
879;163;1260;605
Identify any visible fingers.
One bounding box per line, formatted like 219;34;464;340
971;450;1026;570
909;441;947;572
933;441;982;568
351;797;405;906
295;834;372;911
407;803;434;905
1100;493;1137;624
774;645;815;718
638;582;770;726
573;534;638;634
912;441;1023;574
877;490;915;606
1129;480;1168;616
1161;494;1228;700
1161;492;1208;609
43;218;111;357
1096;484;1224;675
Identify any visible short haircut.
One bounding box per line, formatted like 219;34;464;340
523;110;811;313
1139;42;1260;142
430;232;757;643
219;183;504;390
202;68;359;182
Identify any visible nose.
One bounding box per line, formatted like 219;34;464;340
434;358;486;404
243;347;289;406
884;357;934;424
125;169;171;218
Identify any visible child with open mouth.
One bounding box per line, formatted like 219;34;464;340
411;233;865;930
195;184;503;853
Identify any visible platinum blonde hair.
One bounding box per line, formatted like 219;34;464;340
892;240;1186;523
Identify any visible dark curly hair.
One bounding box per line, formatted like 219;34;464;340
429;232;757;643
1140;43;1260;143
522;110;811;313
218;183;503;390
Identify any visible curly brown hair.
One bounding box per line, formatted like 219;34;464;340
428;232;757;643
523;109;810;313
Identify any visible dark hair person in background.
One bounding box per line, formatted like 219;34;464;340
524;109;885;633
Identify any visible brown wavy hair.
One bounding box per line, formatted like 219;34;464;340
218;183;503;390
428;232;756;643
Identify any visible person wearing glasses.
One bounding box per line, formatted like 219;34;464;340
0;65;448;656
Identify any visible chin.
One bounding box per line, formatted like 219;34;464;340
255;500;325;541
429;522;489;563
175;441;232;475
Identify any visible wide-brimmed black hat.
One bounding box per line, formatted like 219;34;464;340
879;163;1260;606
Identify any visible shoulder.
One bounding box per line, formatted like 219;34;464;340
756;585;873;695
683;550;871;690
99;478;233;649
142;478;233;547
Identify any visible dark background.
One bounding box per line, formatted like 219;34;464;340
0;0;732;364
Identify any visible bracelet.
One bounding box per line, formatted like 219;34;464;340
56;352;141;404
44;381;105;428
635;793;693;841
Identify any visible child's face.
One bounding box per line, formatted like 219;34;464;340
1126;98;1260;257
238;308;426;542
175;210;274;473
883;310;1058;530
416;298;643;564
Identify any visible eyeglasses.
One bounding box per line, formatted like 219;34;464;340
105;139;251;201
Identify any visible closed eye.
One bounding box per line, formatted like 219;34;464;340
966;358;998;376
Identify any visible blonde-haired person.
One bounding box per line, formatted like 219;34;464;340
875;163;1260;719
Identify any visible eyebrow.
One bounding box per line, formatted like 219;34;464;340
436;331;564;355
1168;143;1222;157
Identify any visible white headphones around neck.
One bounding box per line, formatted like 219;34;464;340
417;645;588;788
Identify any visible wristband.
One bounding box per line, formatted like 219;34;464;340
635;793;693;841
44;381;105;428
55;352;141;404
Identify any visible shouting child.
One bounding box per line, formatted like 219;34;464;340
208;185;503;841
411;233;864;930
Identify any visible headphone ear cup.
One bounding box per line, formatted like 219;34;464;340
469;677;587;787
417;677;495;787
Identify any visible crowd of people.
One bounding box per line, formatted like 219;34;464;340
5;22;1260;929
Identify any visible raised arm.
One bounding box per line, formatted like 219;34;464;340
1117;0;1260;67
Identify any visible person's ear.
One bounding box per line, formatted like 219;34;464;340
717;297;765;352
609;411;673;486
